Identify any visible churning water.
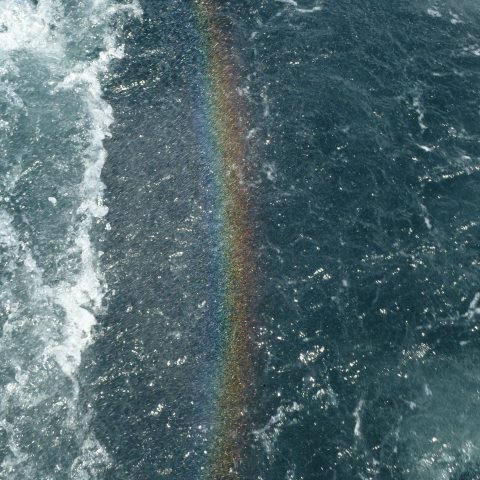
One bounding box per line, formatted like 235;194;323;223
0;0;140;477
2;1;480;479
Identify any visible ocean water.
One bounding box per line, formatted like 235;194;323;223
2;1;480;479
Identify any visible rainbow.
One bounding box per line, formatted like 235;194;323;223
191;1;256;478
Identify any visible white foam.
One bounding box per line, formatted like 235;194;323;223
449;12;462;25
353;399;365;439
465;292;480;320
47;34;122;382
420;203;432;230
275;0;323;13
427;8;442;18
70;433;112;480
253;402;303;455
412;93;427;132
0;0;142;476
0;0;64;56
418;144;435;152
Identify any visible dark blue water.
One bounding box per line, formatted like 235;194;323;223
2;0;480;479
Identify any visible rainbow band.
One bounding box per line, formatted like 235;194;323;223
192;1;255;478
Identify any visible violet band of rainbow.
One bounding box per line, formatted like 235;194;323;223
191;1;256;478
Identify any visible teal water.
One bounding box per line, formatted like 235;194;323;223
2;1;480;479
0;0;140;477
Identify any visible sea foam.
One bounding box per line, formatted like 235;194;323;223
0;0;141;477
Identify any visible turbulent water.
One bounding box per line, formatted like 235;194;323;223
0;0;140;477
2;0;480;479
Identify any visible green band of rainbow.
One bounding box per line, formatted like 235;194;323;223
192;1;255;478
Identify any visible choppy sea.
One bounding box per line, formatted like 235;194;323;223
1;1;480;479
